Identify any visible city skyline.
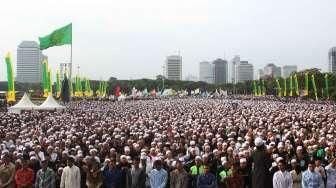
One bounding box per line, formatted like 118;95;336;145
1;0;336;81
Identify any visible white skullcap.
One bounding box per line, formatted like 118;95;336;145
254;137;264;147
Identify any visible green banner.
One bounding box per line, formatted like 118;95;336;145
325;74;329;99
39;23;72;50
311;74;318;101
304;73;309;96
283;78;287;97
275;78;281;97
294;74;299;96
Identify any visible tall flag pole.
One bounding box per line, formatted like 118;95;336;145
5;53;15;102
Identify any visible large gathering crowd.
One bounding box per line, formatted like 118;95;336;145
1;97;336;188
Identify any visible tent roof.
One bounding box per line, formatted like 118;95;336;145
9;93;37;109
37;95;65;110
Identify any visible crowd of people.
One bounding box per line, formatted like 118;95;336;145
0;97;336;188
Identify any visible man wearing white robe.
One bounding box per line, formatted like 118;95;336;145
325;159;336;188
60;156;81;188
273;160;293;188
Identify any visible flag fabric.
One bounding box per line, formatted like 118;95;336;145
311;74;318;101
294;74;299;96
325;73;329;99
60;75;70;103
275;78;281;97
262;80;266;96
252;80;257;96
39;23;72;50
5;53;15;102
42;60;49;97
283;78;287;97
257;83;261;96
48;69;52;95
115;85;121;97
289;75;293;97
304;73;309;96
56;71;61;98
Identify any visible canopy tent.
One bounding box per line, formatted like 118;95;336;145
8;93;37;114
37;95;65;110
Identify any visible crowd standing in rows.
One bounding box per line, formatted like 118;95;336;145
1;97;336;188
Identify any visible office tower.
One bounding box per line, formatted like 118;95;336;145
230;55;240;84
212;59;228;84
199;61;214;84
17;41;43;83
237;61;254;82
329;47;336;73
166;55;182;80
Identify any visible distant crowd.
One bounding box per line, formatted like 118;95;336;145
1;97;336;188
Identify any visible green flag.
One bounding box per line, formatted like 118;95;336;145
39;23;72;50
304;73;309;96
5;53;15;102
289;75;293;97
275;78;281;97
325;74;329;99
283;78;287;97
253;80;257;96
294;74;299;96
311;74;318;101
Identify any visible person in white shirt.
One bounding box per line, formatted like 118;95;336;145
60;156;81;188
325;158;336;188
273;159;293;188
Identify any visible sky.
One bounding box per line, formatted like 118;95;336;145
0;0;336;81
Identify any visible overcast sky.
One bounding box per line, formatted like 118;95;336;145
0;0;336;81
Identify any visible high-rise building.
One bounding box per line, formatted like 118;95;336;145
199;61;214;84
237;61;254;82
17;41;43;83
165;55;182;80
329;47;336;73
213;58;228;84
282;65;297;78
230;56;240;84
263;63;281;78
257;69;264;79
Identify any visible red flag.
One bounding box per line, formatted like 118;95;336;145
115;86;121;97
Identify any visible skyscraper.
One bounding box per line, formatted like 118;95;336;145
199;61;214;84
329;47;336;73
213;58;228;84
237;61;254;82
17;41;43;83
165;55;182;80
230;55;240;84
282;65;297;78
263;63;281;78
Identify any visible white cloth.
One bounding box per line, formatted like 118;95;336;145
325;164;336;188
60;165;81;188
273;170;293;188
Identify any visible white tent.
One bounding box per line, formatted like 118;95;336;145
37;95;65;111
8;93;37;114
